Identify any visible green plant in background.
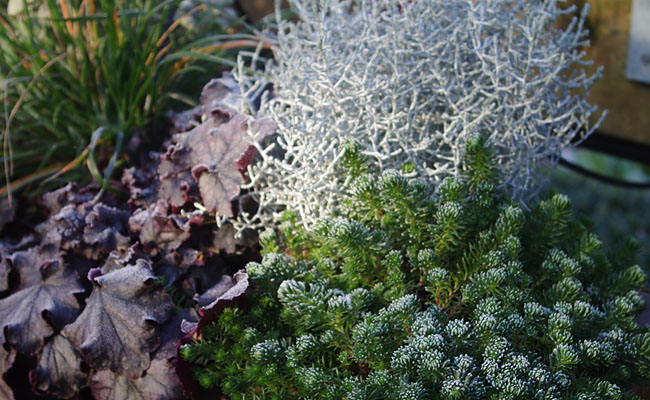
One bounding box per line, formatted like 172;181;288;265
0;0;250;199
550;149;650;274
183;138;650;399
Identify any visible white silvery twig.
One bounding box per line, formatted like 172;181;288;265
228;0;604;231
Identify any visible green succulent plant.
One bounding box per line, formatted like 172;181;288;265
182;137;650;399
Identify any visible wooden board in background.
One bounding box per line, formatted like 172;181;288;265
563;0;650;148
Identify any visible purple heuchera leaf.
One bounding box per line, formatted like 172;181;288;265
121;167;158;210
62;259;173;377
88;309;195;400
175;270;248;399
129;201;191;255
29;335;87;399
157;98;276;216
199;72;244;116
10;244;60;291
36;203;89;251
194;274;233;308
168;106;201;136
102;245;149;274
158;309;199;362
41;183;96;215
89;356;184;400
154;248;202;288
181;256;229;298
83;204;130;256
0;344;15;400
0;256;84;355
196;269;249;334
210;223;258;254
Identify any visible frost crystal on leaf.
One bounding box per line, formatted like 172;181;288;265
233;0;603;228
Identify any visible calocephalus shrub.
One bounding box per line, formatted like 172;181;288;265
229;0;604;230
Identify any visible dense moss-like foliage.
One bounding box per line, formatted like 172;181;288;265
182;138;650;399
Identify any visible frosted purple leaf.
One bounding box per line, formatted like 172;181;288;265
0;344;15;400
62;259;173;377
129;201;191;255
29;334;87;399
0;258;84;355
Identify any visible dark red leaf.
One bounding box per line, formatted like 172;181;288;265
157;95;276;216
83;204;130;257
62;259;173;377
196;269;249;334
29;335;87;399
0;257;84;355
129;201;191;256
0;345;15;400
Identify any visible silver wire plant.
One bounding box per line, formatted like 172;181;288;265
230;0;605;230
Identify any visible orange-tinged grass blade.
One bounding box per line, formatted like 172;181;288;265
59;0;78;37
0;162;66;200
146;3;206;67
81;0;98;49
198;39;271;53
163;39;271;79
156;3;205;49
113;8;121;43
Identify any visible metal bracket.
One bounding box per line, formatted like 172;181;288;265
627;0;650;84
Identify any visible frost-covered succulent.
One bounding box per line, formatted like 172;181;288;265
181;138;650;399
233;0;604;228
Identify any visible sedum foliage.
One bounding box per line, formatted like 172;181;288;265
182;138;650;399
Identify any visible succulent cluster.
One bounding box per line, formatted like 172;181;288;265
182;138;650;399
231;0;604;229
